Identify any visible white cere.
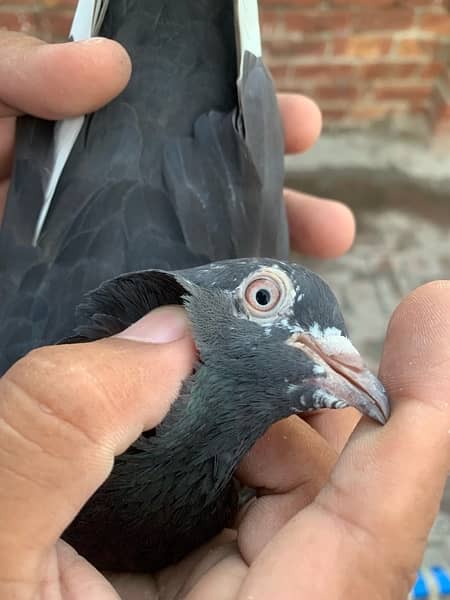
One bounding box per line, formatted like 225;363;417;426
309;323;343;339
308;323;357;356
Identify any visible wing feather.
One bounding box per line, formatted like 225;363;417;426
33;0;111;243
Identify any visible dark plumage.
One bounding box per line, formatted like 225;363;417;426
62;259;389;571
0;0;390;573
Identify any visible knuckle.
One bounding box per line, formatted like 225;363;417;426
1;345;104;449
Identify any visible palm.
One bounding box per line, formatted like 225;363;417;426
46;530;244;599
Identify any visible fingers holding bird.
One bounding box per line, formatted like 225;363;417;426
278;93;323;155
0;307;195;587
277;93;356;258
236;281;450;600
236;416;338;563
113;283;450;597
0;31;131;119
0;33;355;263
0;31;132;220
285;189;356;258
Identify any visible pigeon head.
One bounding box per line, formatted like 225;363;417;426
74;257;390;426
176;258;389;425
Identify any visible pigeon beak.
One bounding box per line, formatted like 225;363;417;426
289;332;391;425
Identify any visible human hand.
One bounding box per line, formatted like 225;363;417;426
0;31;355;260
233;281;450;599
0;31;131;220
0;306;197;600
1;284;449;599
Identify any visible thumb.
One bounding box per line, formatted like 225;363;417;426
0;305;195;585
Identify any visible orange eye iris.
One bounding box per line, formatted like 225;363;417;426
244;277;282;313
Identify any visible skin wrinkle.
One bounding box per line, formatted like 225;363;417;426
174;543;242;600
62;348;133;446
54;543;121;600
313;483;379;550
183;556;246;600
3;355;105;451
0;387;113;521
153;533;240;600
0;369;118;553
0;580;39;600
52;549;86;599
0;376;95;463
0;35;132;120
0;99;20;117
315;505;386;592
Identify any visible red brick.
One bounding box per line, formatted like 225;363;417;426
320;108;348;122
43;0;76;6
421;62;445;77
349;105;393;121
0;10;35;34
331;0;397;6
375;83;434;101
352;9;414;33
360;62;420;79
334;36;392;59
260;0;318;5
395;38;439;59
282;11;351;35
315;84;359;100
264;39;327;58
419;13;450;35
34;11;73;39
332;0;436;5
0;12;23;30
292;63;359;80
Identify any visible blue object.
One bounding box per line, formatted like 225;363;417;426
431;566;450;596
412;571;429;598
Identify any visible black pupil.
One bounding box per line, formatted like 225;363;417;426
255;289;272;306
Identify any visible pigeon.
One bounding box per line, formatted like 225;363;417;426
61;258;390;572
0;0;390;573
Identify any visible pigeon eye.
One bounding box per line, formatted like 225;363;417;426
245;277;282;313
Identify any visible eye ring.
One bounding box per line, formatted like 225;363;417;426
245;277;282;314
239;267;295;320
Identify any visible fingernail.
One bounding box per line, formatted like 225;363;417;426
117;306;189;344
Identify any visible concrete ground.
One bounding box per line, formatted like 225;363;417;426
286;131;450;583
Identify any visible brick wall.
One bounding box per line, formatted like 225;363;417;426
260;0;450;139
2;0;450;139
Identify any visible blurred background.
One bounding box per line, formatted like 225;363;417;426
2;0;450;587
